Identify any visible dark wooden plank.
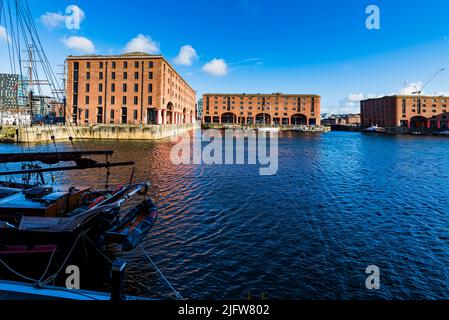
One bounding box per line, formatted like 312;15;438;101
0;151;114;164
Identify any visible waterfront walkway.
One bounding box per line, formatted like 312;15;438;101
201;123;330;132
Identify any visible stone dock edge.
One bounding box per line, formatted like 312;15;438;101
0;123;200;143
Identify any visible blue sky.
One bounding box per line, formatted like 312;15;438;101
1;0;449;113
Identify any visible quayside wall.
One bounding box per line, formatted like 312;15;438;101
0;123;199;143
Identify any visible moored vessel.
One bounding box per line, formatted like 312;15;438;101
0;0;159;283
0;151;158;256
363;125;385;133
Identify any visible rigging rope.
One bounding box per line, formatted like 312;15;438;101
40;230;86;286
2;0;89;152
0;0;3;24
0;256;39;283
82;232;113;264
0;256;99;300
0;0;103;185
37;245;57;285
140;244;184;300
0;230;84;287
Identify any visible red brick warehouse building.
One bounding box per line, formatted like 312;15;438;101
361;95;449;128
202;93;321;125
66;53;196;125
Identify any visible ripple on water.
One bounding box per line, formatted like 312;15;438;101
2;132;449;299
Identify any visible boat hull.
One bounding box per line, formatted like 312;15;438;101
105;198;158;251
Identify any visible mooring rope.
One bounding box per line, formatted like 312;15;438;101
37;245;57;284
0;230;84;287
40;230;86;286
0;257;39;283
139;244;184;300
0;229;99;300
0;255;99;300
82;232;113;264
0;230;184;300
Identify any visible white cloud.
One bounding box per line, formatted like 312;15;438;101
124;34;160;54
202;58;228;76
62;36;96;54
326;93;382;114
346;93;379;103
40;12;66;29
174;45;198;66
39;5;85;29
0;26;8;42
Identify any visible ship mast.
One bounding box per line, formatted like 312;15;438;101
27;43;33;120
22;43;49;123
0;0;135;186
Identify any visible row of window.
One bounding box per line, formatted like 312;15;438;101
85;83;153;93
407;109;447;114
206;111;310;117
207;96;311;101
399;103;447;108
363;100;448;108
403;98;447;103
84;108;140;121
205;109;311;115
206;106;308;111
76;60;193;93
84;95;153;106
213;101;307;106
86;71;153;80
365;108;447;114
86;61;154;69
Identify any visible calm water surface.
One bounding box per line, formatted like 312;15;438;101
2;131;449;300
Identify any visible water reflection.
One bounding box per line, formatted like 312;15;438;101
1;131;449;299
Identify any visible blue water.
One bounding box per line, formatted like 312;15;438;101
2;131;449;299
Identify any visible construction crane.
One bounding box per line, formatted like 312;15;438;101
412;68;445;95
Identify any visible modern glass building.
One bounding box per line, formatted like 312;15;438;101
0;73;28;110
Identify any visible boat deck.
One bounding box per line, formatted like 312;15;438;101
0;280;152;300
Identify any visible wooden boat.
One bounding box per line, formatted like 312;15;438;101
0;151;157;257
0;1;158;258
0;0;159;286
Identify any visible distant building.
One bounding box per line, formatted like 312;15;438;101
0;111;31;125
31;95;52;117
360;95;449;128
202;93;321;125
30;95;65;123
0;73;27;110
343;114;361;125
66;53;196;125
322;113;361;126
197;98;203;121
49;100;65;118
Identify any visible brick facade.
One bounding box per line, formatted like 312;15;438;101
361;95;449;128
66;53;196;125
321;114;360;126
202;93;321;125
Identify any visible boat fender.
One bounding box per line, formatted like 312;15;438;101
112;185;124;194
138;182;150;195
79;192;92;205
88;195;106;209
122;200;157;251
